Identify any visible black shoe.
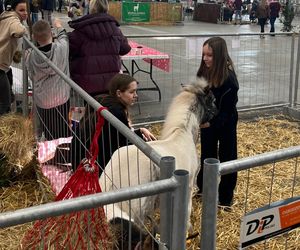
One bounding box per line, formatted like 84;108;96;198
218;200;233;212
218;200;233;207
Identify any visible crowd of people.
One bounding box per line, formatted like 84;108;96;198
221;0;281;32
0;0;241;209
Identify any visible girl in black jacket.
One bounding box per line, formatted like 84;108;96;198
196;37;239;208
71;74;156;175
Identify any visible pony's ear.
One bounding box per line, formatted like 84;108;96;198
180;83;187;88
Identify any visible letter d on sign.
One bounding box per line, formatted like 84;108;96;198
246;220;260;236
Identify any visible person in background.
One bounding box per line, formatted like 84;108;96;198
256;0;270;38
71;73;156;174
196;37;239;209
83;0;89;14
29;0;39;24
233;0;242;24
223;1;234;23
68;0;131;97
41;0;53;26
1;0;12;103
25;19;70;142
0;0;27;115
57;0;63;12
250;0;258;23
0;0;4;13
269;0;281;35
67;0;82;20
4;0;12;10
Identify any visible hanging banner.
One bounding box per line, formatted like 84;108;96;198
122;2;150;22
240;196;300;249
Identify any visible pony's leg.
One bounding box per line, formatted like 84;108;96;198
187;187;194;233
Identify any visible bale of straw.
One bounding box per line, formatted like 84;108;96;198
0;113;35;182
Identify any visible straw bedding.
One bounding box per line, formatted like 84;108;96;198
0;115;299;249
151;115;300;250
0;178;55;250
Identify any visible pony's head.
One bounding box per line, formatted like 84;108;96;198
182;77;217;124
161;78;217;141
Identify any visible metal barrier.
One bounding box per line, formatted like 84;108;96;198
0;36;192;249
201;145;300;250
0;166;189;250
12;32;300;120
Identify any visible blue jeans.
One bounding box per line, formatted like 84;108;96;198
270;17;277;33
235;10;242;21
31;12;38;24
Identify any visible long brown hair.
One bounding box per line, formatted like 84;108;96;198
78;74;137;148
197;37;235;88
108;73;137;97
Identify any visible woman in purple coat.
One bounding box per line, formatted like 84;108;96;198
68;0;131;96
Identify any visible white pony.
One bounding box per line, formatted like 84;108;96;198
100;78;216;231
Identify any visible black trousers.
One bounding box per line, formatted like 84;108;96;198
37;100;70;140
258;17;267;33
37;101;71;165
197;118;238;205
0;69;11;115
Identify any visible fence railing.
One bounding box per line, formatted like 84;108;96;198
0;36;192;249
120;32;299;122
13;32;300;121
201;145;300;250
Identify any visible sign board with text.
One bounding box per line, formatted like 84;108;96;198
240;197;300;249
122;2;150;22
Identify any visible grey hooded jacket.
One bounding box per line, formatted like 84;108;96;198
26;28;70;109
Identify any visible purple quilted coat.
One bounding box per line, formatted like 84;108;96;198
68;13;131;96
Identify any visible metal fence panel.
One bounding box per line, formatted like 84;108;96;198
201;146;300;250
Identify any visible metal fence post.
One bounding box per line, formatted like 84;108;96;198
289;34;295;107
22;38;29;116
200;158;220;250
159;156;175;249
293;33;300;106
171;169;189;250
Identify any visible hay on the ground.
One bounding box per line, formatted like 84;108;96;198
0;115;299;249
151;115;300;249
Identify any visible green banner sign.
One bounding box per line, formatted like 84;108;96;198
122;2;150;22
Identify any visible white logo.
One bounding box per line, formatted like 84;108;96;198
133;3;139;12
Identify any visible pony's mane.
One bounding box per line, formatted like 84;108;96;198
161;78;208;139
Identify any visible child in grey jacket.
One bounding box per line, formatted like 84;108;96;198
26;19;70;141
